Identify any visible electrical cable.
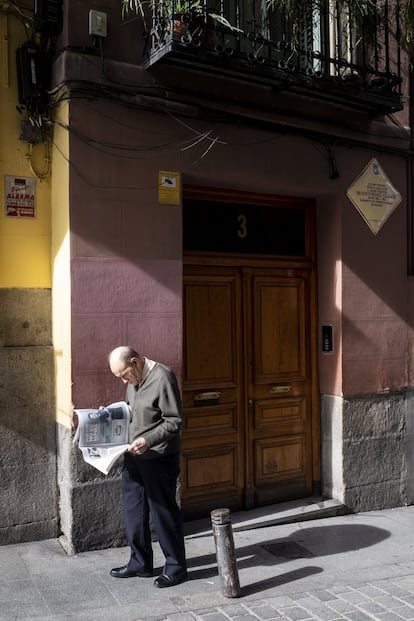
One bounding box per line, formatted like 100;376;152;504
42;29;410;182
46;67;412;160
52;119;197;159
52;139;161;190
25;138;52;181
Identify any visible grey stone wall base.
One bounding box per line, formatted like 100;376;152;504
0;288;56;546
321;391;413;513
57;422;127;554
344;480;407;513
0;288;52;347
70;478;126;553
405;390;414;505
0;519;58;545
321;394;344;501
56;424;76;552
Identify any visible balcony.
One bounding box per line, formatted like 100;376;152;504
143;0;403;114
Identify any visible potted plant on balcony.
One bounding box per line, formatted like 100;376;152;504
266;0;414;52
266;0;384;44
122;0;242;37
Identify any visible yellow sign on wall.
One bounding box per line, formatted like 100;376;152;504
158;171;180;205
346;158;402;235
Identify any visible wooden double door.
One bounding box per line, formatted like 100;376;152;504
181;260;318;519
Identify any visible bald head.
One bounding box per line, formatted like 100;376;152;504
109;346;144;385
109;346;139;367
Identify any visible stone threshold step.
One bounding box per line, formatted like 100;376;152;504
184;497;349;539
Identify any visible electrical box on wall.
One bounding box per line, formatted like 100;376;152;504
20;120;46;144
16;43;49;113
89;10;107;37
34;0;63;35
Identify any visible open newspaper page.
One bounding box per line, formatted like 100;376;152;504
73;401;130;474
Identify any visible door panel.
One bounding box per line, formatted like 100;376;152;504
182;264;314;519
183;269;240;389
253;274;307;384
254;397;306;434
249;270;312;505
255;436;305;481
181;267;244;515
183;444;240;493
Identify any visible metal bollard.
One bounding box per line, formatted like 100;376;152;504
210;508;241;598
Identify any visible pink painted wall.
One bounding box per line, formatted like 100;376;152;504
341;155;408;396
317;194;343;397
68;101;183;408
66;98;412;407
317;152;408;397
70;258;182;407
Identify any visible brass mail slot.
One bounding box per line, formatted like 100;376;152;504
269;385;291;394
194;391;221;401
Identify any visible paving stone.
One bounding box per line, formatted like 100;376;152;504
358;586;389;599
376;614;410;621
265;597;297;609
326;599;356;613
337;591;371;605
295;596;334;611
218;604;247;616
277;606;315;620
0;580;43;602
329;588;353;596
310;592;340;603
372;586;411;598
0;599;52;621
374;596;405;610
197;613;232;621
356;601;388;614
231;616;265;621
390;607;414;620
395;580;414;591
313;609;346;621
247;603;287;619
343;612;374;621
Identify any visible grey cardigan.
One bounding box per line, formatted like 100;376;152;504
125;362;182;459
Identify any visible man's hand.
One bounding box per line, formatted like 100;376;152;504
128;437;148;455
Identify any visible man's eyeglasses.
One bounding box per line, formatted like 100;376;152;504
119;360;134;380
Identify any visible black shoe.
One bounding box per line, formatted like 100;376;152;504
154;570;187;588
110;565;153;578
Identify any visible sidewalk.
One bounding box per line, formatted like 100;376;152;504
2;504;414;621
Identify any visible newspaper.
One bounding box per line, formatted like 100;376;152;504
73;401;130;474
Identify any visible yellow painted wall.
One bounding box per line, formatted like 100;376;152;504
0;10;72;424
0;13;51;288
51;101;73;551
51;101;72;430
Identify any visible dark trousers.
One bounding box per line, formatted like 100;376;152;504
122;452;187;577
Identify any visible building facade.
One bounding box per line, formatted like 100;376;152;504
1;0;414;552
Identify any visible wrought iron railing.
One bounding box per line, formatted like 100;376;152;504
143;0;403;112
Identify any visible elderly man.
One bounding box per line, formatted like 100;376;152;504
108;346;187;588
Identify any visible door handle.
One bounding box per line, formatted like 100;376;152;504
269;385;291;394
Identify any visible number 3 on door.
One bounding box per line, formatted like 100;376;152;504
237;214;247;239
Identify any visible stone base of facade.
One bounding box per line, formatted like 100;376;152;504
0;289;57;546
321;391;414;513
57;423;127;554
